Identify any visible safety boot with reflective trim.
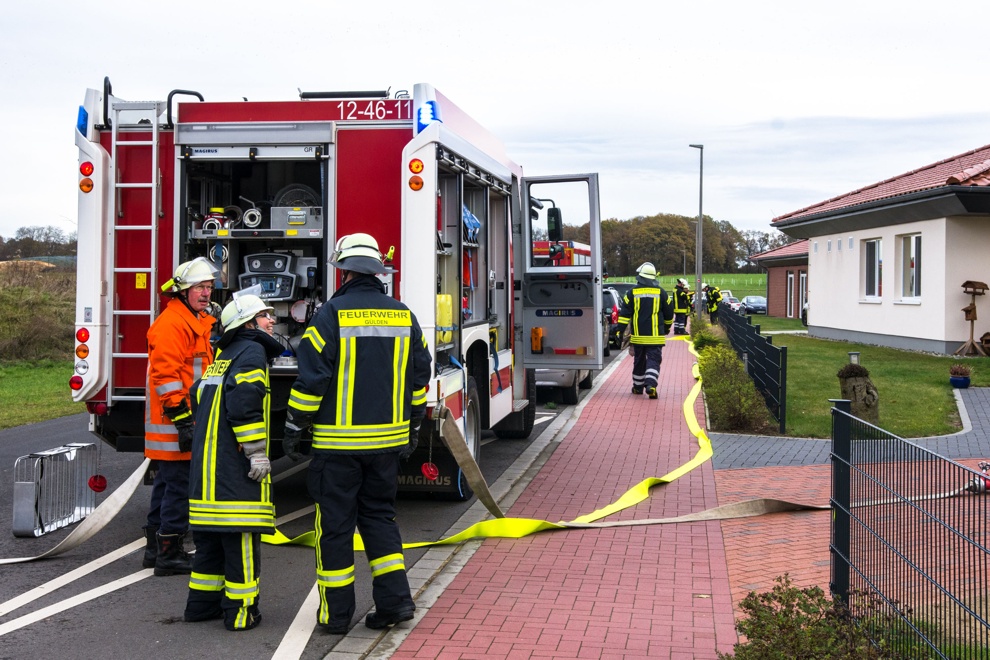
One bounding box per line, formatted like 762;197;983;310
154;532;193;576
631;386;643;395
647;387;658;399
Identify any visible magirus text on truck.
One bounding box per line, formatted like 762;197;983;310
71;78;603;500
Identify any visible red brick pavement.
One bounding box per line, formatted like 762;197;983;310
391;339;833;659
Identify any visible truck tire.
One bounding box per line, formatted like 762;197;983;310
493;369;536;440
579;370;594;389
435;377;480;502
562;372;580;405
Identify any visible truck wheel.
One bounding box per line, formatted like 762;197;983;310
493;369;536;440
579;370;594;390
435;377;480;502
562;373;580;405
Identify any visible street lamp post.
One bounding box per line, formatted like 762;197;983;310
689;144;704;316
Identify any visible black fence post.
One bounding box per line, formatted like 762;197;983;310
829;398;851;605
778;346;787;434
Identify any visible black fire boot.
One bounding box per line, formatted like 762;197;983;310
142;525;159;569
154;532;193;576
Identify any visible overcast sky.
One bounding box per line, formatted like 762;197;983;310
3;1;989;241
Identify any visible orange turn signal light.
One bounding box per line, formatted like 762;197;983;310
76;344;90;359
79;177;94;193
409;158;424;174
409;175;424;191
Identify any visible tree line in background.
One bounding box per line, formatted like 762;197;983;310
1;216;791;277
0;226;77;261
564;213;792;277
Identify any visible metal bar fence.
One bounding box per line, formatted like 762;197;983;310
717;304;787;433
12;443;97;537
830;400;990;658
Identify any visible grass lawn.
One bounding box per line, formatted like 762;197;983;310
0;361;85;430
763;333;990;438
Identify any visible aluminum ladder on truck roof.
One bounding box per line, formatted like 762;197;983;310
107;101;165;403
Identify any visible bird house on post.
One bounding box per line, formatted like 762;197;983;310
956;281;989;357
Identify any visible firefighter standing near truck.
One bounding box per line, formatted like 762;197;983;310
616;262;674;400
673;278;691;335
283;233;432;634
703;283;723;324
143;257;218;576
183;293;283;631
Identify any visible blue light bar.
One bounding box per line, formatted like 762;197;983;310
76;106;89;137
416;100;440;134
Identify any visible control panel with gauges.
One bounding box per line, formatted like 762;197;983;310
238;253;298;301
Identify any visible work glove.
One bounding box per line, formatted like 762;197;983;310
399;424;421;461
242;440;271;482
282;412;309;462
175;417;196;453
164;402;195;453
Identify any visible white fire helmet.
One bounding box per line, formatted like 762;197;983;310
636;262;657;280
328;233;395;274
677;278;688;288
161;257;219;294
220;294;274;331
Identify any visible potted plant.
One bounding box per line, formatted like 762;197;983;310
950;363;972;389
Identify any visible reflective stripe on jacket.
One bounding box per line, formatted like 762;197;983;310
706;287;723;313
288;276;432;454
617;283;674;345
145;298;215;461
673;287;690;314
189;338;274;533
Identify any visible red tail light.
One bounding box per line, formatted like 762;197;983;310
69;375;84;390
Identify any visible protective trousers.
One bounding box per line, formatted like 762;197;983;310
185;531;261;630
632;344;663;390
308;452;413;629
673;313;688;335
146;459;190;534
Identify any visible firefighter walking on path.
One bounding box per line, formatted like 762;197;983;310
183;293;283;631
673;278;691;335
144;257;218;576
283;233;432;635
703;283;723;324
617;262;673;399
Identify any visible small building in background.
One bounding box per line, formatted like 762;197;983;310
751;239;808;320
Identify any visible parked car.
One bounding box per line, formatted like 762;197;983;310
602;286;623;348
535;368;593;405
724;296;742;313
605;281;635;303
740;295;767;315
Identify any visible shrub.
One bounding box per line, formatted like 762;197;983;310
719;575;886;660
0;263;76;362
697;344;773;433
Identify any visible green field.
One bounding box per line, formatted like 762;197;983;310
604;273;767;300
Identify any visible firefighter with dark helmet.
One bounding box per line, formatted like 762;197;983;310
283;232;432;634
143;256;218;576
673;278;691;335
616;262;674;399
182;293;284;631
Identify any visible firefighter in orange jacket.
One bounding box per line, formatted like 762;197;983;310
143;257;218;576
284;233;432;635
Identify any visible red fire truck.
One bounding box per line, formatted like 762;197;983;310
70;78;604;499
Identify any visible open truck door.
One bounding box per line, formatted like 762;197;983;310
520;174;603;372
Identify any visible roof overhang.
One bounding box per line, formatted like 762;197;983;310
753;254;808;268
773;186;990;238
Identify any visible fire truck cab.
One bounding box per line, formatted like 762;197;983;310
71;78;603;500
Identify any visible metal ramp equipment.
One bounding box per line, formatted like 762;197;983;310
12;443;98;537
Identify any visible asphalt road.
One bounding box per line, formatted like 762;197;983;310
0;357;616;659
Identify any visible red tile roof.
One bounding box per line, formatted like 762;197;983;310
751;238;809;261
773;144;990;223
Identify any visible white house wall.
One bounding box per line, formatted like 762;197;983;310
808;216;990;353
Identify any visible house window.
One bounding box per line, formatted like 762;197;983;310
827;239;832;252
838;237;842;251
900;234;921;298
848;237;853;250
813;241;818;253
864;238;882;297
